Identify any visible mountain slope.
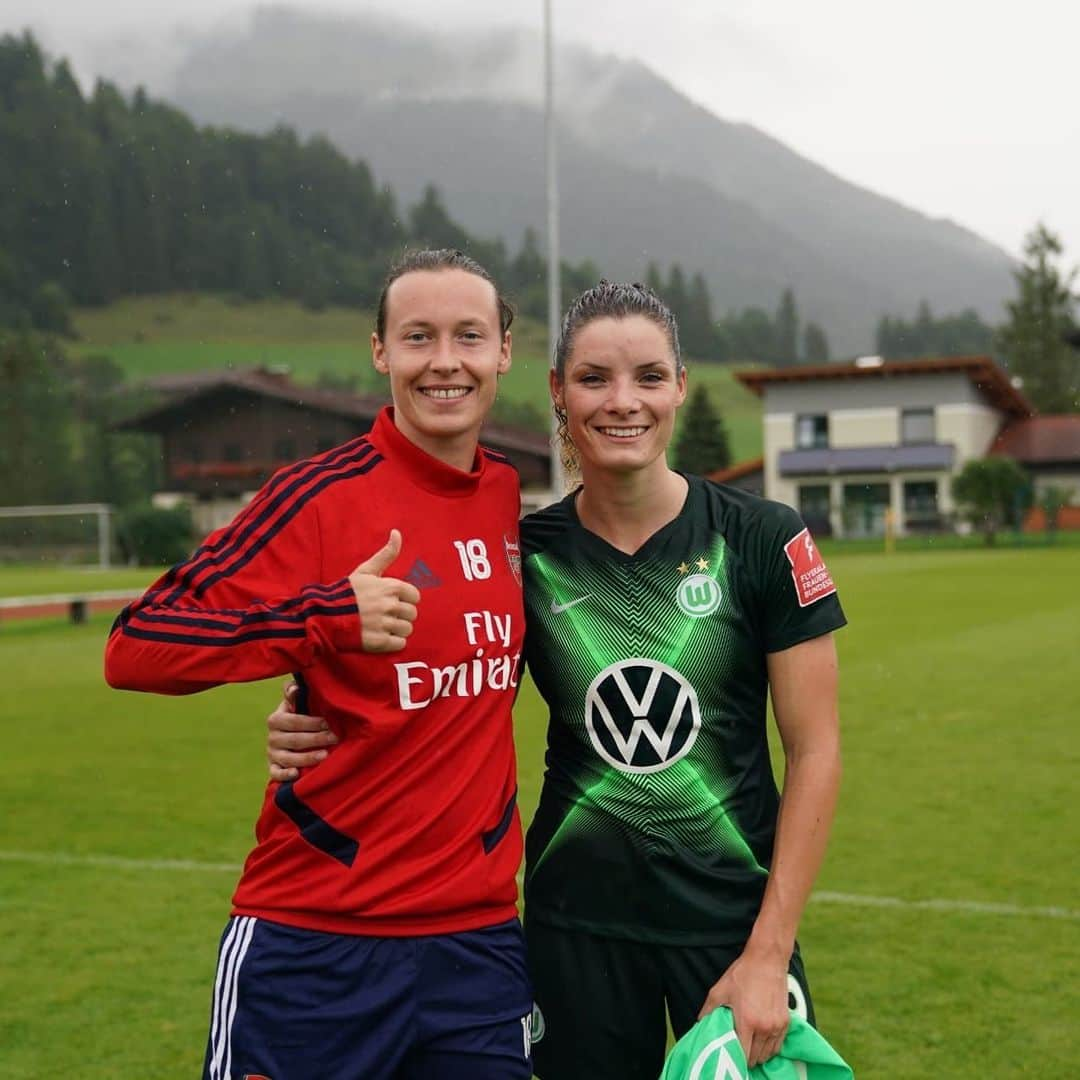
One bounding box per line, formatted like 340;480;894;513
168;7;1015;354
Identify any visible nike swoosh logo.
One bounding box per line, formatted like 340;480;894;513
550;594;592;615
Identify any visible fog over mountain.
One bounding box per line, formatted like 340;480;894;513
158;8;1018;352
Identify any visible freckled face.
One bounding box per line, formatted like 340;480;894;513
552;315;686;476
373;269;511;462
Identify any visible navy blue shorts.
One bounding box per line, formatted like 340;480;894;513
201;915;533;1080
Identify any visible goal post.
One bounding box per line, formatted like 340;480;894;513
0;503;113;568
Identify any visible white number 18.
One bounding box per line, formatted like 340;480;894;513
454;539;491;581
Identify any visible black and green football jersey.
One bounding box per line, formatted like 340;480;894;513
521;475;846;945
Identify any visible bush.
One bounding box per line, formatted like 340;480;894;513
117;503;195;566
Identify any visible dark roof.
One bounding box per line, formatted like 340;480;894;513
116;367;551;458
991;415;1080;465
706;457;764;484
735;356;1033;419
117;368;388;430
779;443;956;477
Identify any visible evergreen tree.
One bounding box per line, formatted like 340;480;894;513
645;261;665;298
673;385;731;475
774;287;799;366
0;331;76;504
875;305;995;359
803;321;830;364
666;264;688;330
683;272;715;358
408;184;470;251
996;223;1079;412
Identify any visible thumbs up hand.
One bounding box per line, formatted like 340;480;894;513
348;530;421;653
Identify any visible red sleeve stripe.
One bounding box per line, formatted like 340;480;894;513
157;443;382;605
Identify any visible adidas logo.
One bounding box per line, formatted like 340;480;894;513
405;559;442;590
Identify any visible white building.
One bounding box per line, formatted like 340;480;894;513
735;356;1051;538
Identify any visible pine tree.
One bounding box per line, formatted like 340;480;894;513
803;322;830;364
645;261;665;298
673;385;731;475
684;272;716;358
996;223;1079;413
667;264;688;330
408;184;470;251
774;287;799;366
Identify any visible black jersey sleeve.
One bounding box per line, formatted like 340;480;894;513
756;502;847;653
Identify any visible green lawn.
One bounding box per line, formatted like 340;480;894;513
71;294;764;461
2;547;1076;1076
0;564;166;599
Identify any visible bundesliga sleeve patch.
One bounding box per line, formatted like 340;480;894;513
783;528;837;608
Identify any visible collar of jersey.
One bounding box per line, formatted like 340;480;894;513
370;406;486;497
565;473;699;563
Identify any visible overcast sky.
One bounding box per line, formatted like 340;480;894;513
4;0;1078;268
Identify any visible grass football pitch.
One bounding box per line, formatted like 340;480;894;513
1;546;1077;1077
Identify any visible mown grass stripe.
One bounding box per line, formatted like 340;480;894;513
3;849;1076;921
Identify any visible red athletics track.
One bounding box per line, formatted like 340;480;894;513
0;591;141;624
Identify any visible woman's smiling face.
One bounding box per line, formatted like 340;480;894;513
552;314;687;477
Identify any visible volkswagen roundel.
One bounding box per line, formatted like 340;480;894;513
584;658;701;774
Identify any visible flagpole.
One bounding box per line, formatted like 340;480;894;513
544;0;564;497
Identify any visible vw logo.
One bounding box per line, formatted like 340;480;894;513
584;659;701;774
677;573;722;618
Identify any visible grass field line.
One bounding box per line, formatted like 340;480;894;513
0;849;237;873
3;849;1078;922
811;890;1079;922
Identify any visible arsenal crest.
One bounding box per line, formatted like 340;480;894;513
503;533;522;586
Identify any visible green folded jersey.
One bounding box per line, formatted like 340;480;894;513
659;1008;853;1080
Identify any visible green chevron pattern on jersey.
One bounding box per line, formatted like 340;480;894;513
521;477;846;945
527;533;763;873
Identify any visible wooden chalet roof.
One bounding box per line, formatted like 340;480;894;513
115;367;551;459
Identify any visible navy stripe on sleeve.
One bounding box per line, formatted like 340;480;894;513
124;586;355;635
137;439;372;611
162;444;380;604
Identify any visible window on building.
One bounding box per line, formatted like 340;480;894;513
273;438;297;463
904;480;940;531
798;484;832;538
901;408;935;445
841;483;891;539
796;414;829;449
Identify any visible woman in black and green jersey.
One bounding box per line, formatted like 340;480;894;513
519;281;845;1080
269;281;846;1080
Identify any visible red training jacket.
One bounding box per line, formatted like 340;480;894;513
105;408;525;936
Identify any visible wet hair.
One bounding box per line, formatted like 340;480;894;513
552;280;683;484
552;280;682;382
374;248;515;340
